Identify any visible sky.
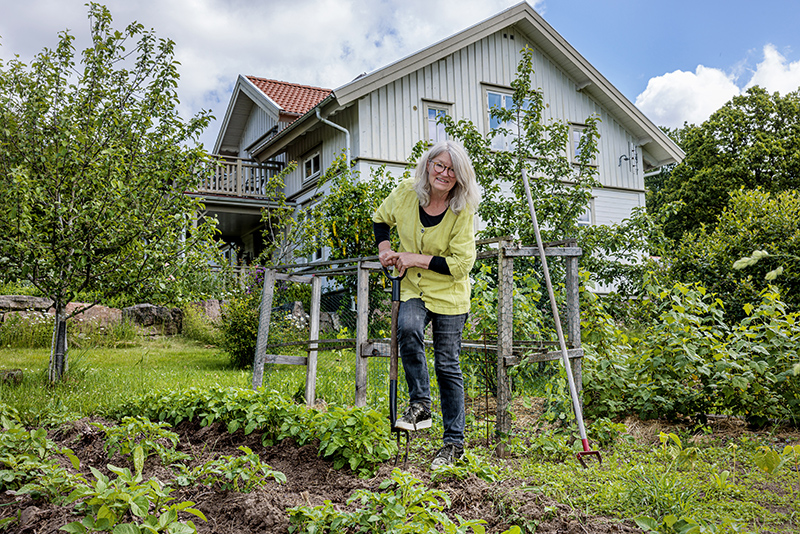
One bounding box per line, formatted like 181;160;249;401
2;0;800;151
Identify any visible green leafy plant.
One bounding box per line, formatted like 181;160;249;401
61;463;206;534
0;417;82;501
313;405;397;477
288;468;487;533
174;446;285;492
430;450;501;484
92;416;190;469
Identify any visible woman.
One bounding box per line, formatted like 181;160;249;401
372;140;480;468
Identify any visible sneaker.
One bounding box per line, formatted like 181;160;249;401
394;403;431;431
431;443;464;469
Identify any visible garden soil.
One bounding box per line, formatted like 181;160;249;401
3;415;644;534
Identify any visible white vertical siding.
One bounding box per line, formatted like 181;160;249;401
238;106;278;158
354;25;645;198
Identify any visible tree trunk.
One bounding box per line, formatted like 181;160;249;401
48;305;68;383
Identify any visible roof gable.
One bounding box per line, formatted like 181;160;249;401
247;76;332;117
329;1;681;166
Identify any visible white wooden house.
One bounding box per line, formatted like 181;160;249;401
206;1;683;263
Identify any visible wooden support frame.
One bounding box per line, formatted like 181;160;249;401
252;269;322;406
251;242;583;439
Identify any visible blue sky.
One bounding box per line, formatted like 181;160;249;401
2;0;799;149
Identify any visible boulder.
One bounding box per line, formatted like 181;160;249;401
0;295;53;312
63;302;122;330
122;303;183;335
1;368;23;385
188;299;222;323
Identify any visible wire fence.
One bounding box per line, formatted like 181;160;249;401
255;267;561;432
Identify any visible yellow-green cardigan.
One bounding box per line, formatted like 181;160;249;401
372;178;476;315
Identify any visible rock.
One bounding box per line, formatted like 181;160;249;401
62;302;122;330
0;295;53;312
320;311;341;332
1;368;23;385
188;299;222;323
122;303;183;335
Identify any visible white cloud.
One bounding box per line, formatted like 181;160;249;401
0;0;536;147
637;44;800;129
744;44;800;94
635;66;739;128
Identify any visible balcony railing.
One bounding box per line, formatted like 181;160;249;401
195;156;281;199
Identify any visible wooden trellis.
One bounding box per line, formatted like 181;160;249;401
252;237;583;445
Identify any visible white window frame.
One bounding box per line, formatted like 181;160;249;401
303;150;321;183
577;198;595;227
423;101;452;143
569;123;597;166
485;87;517;151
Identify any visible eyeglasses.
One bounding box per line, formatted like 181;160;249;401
429;159;456;178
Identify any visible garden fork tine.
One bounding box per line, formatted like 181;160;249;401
520;167;602;468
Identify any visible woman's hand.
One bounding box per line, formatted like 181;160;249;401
393;252;432;275
378;247;397;268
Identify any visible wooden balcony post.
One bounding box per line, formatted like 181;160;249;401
236;158;243;196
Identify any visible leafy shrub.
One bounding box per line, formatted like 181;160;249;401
110;387;396;477
430;450;502;484
0;417;82;501
668;188;800;322
219;289;260;369
583;274;799;424
62;464;205;533
181;303;221;346
314;405;396;477
92;416;191;468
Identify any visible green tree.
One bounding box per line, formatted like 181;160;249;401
439;46;601;245
295;155;399;264
668;188;800;321
0;4;218;382
659;87;800;240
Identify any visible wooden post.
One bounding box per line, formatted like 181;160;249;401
305;276;322;405
564;255;582;394
495;240;514;458
236;158;243;196
355;262;369;407
252;269;276;390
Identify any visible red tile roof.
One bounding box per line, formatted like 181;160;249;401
247;76;332;116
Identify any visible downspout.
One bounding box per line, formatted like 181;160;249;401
315;108;351;168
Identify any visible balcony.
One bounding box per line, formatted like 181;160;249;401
195;156;282;199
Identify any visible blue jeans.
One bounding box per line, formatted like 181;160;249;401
397;298;467;445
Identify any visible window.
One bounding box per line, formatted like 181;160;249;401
486;89;515;151
570;124;596;165
577;200;594;226
303;151;321;183
423;102;450;143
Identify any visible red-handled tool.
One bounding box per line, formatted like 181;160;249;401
520;167;602;468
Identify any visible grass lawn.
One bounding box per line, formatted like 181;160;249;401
0;336;251;425
1;334;798;533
